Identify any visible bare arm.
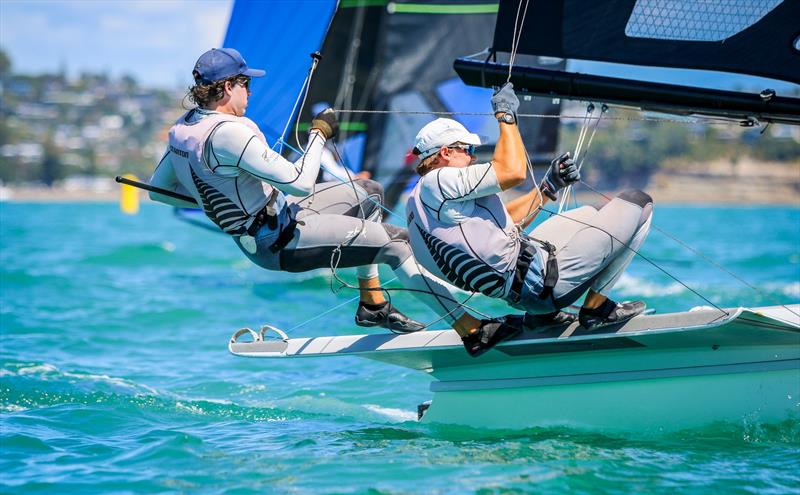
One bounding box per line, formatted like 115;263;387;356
491;117;527;190
505;187;549;228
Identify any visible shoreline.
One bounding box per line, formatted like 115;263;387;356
2;158;799;206
2;186;798;206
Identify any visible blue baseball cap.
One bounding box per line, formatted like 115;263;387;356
192;48;266;84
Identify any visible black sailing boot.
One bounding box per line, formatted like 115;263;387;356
578;298;646;331
523;310;577;330
355;301;426;334
462;315;523;358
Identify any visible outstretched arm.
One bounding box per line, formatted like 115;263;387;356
209;122;326;196
208;109;338;196
489;83;527;190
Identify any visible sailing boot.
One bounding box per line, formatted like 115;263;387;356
523;310;577;331
578;299;646;331
355;301;426;334
462;315;523;358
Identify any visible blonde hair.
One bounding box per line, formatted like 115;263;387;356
415;153;440;176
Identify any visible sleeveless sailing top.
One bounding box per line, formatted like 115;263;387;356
406;162;543;298
166;109;290;235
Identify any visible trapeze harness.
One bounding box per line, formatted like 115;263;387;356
165;109;301;254
407;164;560;306
507;235;559;305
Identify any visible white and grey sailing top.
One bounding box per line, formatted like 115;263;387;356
406;162;543;298
149;108;324;235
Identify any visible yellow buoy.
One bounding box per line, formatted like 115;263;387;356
119;173;140;215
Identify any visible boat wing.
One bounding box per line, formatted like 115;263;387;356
229;304;800;371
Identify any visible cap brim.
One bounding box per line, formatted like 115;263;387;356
462;132;481;146
243;68;266;78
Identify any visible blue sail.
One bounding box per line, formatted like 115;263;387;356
223;0;338;145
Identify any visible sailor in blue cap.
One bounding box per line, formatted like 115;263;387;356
148;48;468;334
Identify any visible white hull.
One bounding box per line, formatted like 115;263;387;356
230;305;800;432
421;355;798;433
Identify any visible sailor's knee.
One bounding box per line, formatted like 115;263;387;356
355;179;384;203
617;189;653;208
380;239;412;269
382;223;409;242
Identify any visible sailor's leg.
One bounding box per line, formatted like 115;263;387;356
279;213;465;325
589;190;653;294
289;179;385;283
529;205;598;251
288;179;384;222
550;190;653;309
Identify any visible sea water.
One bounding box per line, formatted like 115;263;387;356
1;202;798;494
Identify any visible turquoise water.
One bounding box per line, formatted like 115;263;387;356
1;202;799;494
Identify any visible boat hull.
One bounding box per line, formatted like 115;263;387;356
421;363;799;433
229;305;800;432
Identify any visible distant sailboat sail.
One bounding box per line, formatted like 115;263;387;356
222;0;563;210
222;0;338;144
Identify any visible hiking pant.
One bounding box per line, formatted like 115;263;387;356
511;189;653;314
237;179;465;324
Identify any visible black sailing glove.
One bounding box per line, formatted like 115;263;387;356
491;82;520;117
540;152;580;200
310;108;339;140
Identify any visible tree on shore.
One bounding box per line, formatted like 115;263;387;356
40;136;64;186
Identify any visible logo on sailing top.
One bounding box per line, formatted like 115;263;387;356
415;225;505;297
169;145;189;159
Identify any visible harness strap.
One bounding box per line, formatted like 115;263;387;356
264;188;280;216
507;236;559;304
508;241;536;304
268;218;298;253
536;237;559;300
246;189;283;236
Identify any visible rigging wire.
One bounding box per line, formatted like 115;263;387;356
507;0;531;82
560;103;608;213
334;108;742;126
274;54;322;155
274;92;795;330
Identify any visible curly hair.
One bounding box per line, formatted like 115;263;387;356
186;75;248;108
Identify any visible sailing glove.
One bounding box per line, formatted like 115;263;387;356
491;82;519;117
311;108;339;140
540;152;580;200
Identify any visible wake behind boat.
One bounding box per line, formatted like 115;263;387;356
230;305;800;432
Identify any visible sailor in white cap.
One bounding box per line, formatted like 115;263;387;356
406;83;652;354
148;48;468;334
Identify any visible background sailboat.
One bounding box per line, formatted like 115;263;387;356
222;0;562;209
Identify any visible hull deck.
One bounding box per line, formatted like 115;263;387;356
229;305;800;431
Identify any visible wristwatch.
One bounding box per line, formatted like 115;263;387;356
497;112;516;125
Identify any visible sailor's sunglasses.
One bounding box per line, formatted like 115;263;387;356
234;75;251;90
447;143;476;156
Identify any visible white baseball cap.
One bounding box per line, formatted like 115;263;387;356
413;118;481;160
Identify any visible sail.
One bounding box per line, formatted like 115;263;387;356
291;1;563;207
494;0;799;84
454;0;800;124
222;0;338;144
